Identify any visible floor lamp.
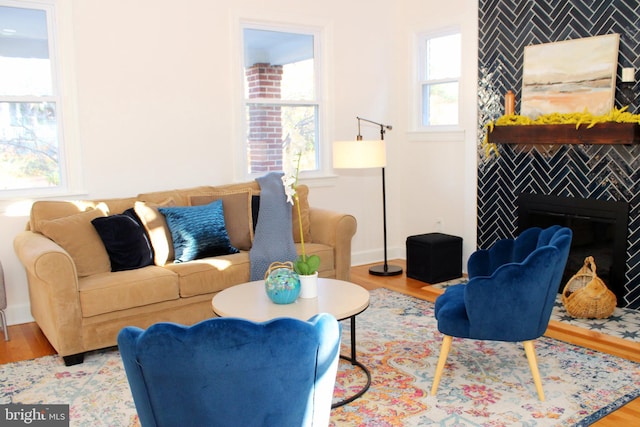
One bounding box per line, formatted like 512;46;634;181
333;117;403;276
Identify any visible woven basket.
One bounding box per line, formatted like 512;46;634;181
561;256;617;319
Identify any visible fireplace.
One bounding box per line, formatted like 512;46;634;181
517;193;629;305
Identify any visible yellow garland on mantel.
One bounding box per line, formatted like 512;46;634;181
482;107;640;157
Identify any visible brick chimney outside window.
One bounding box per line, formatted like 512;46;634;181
246;63;283;173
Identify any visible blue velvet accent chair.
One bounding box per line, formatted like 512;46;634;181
118;313;341;427
430;225;572;401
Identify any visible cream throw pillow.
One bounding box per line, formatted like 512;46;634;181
134;198;176;266
38;208;111;277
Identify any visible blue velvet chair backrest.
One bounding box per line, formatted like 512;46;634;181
118;313;341;427
463;226;572;341
468;226;561;278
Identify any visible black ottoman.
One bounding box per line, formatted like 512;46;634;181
406;233;462;284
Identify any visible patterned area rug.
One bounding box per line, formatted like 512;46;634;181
332;289;640;426
1;288;639;426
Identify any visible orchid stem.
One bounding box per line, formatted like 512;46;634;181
294;152;306;260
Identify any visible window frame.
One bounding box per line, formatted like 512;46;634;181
412;27;462;133
0;0;82;207
239;20;328;181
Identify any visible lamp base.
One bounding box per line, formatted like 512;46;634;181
369;264;403;276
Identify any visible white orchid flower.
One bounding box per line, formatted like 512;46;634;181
281;174;297;205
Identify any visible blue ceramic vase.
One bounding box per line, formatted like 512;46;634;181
265;267;301;304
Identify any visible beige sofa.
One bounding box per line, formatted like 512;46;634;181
13;181;357;365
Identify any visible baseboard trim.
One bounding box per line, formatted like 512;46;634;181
6;303;34;326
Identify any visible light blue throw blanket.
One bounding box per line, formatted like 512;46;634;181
250;172;297;280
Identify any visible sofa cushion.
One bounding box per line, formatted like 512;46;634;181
189;189;254;251
97;197;139;215
79;266;179;317
38;208;111;277
91;213;154;271
166;243;334;298
30;200;102;232
134;199;176;266
299;242;334;276
29;198;139;232
210;181;310;243
137;186;216;207
165;252;251;297
159;200;239;263
214;181;261;194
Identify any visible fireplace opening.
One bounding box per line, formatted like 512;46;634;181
517;193;628;306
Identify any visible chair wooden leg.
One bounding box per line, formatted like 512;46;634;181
523;340;545;401
430;334;452;396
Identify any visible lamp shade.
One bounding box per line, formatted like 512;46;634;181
333;140;386;169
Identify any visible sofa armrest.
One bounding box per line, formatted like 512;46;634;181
13;230;84;356
309;208;357;281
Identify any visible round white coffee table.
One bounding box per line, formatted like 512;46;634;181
212;278;371;407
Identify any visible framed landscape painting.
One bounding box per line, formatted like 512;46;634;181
521;34;619;118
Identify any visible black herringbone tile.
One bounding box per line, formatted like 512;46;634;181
479;0;640;308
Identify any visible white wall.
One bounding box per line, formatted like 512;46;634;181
391;0;479;263
0;0;478;325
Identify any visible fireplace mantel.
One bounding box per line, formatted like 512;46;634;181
490;122;640;145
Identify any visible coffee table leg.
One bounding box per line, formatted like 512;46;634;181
350;315;357;361
332;315;371;408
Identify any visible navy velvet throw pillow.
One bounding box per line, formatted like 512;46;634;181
92;213;154;271
251;195;260;232
159;200;238;263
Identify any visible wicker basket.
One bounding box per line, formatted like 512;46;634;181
561;256;617;319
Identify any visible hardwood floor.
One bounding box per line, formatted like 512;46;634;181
1;259;638;425
0;320;55;365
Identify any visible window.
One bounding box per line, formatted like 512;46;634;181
417;31;461;128
0;1;65;194
242;25;321;175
